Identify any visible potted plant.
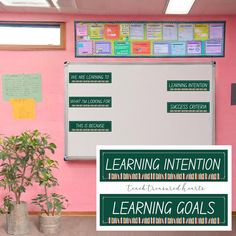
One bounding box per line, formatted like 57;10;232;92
0;130;57;235
32;157;68;234
32;145;68;234
32;192;68;234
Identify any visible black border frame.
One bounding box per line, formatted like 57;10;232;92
74;21;226;58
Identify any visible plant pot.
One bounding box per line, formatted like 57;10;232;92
6;201;29;235
39;214;61;234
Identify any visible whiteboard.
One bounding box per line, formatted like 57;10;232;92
65;62;215;160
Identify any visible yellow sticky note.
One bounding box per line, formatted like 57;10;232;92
10;98;36;119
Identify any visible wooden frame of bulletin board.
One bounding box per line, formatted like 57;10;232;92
74;21;225;58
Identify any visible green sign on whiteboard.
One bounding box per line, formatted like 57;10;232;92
69;97;112;108
69;72;112;83
69;121;112;132
167;80;210;91
167;102;210;113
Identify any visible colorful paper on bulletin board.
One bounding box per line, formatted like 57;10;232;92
194;24;209;40
178;24;193;41
163;23;178;41
187;41;202;55
89;24;104;39
153;42;170;55
171;42;186;56
10;98;36;119
114;41;130;56
120;24;129;40
77;41;93;55
2;74;42;102
130;24;144;40
146;23;162;40
132;41;151;55
104;24;120;40
95;41;112;55
210;23;224;39
75;21;225;58
76;23;88;39
205;40;223;55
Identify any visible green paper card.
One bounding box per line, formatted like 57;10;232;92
2;74;42;102
114;41;131;56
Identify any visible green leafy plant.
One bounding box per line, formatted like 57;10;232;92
0;195;14;214
32;193;68;216
0;130;57;205
32;147;68;216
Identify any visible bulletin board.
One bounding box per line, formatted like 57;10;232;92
75;21;225;58
65;62;215;160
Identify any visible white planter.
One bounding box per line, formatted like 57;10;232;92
39;215;61;234
6;201;29;235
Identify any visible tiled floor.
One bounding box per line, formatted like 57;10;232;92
0;216;235;236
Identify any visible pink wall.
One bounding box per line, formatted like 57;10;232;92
0;13;235;211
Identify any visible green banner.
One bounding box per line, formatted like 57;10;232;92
69;72;112;83
100;149;227;181
69;121;112;132
167;80;210;91
167;102;210;113
69;97;112;108
100;194;227;226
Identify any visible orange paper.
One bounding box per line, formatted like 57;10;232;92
132;41;151;55
104;24;120;40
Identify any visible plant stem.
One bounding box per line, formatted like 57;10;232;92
17;157;28;204
44;185;49;216
52;205;56;216
14;193;18;204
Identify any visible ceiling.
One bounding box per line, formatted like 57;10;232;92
0;0;236;15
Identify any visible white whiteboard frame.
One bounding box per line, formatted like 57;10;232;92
64;62;215;160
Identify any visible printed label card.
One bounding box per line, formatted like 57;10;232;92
97;146;231;231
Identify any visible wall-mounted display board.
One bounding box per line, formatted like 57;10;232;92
75;21;225;58
96;145;232;231
64;62;215;160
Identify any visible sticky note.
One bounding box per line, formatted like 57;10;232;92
10;98;36;119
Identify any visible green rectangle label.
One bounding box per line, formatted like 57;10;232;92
100;194;227;226
100;149;227;182
69;121;112;132
69;97;112;107
167;80;210;91
167;102;210;113
69;72;112;83
114;41;131;56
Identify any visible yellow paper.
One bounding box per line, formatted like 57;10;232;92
10;98;36;119
194;24;209;40
120;24;129;40
89;24;104;39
